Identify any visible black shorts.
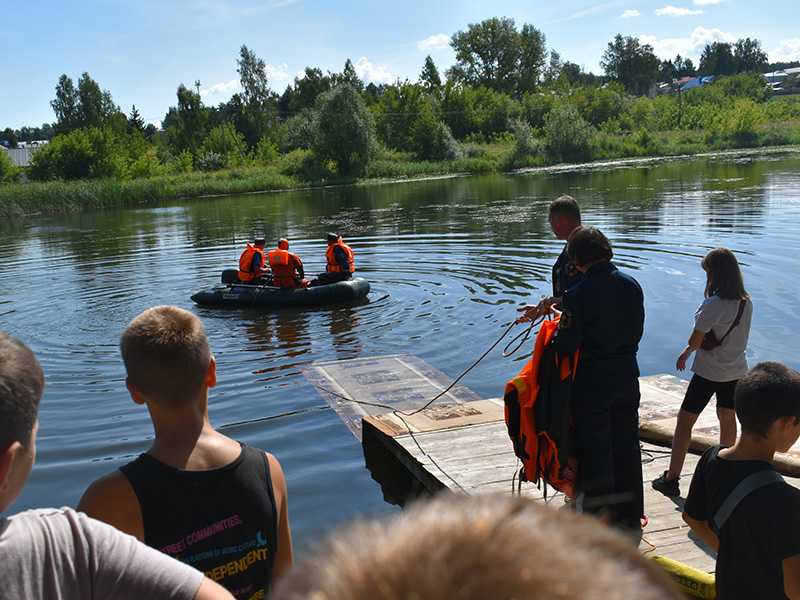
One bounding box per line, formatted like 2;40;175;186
680;373;738;414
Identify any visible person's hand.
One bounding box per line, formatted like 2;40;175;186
676;349;690;371
516;297;557;324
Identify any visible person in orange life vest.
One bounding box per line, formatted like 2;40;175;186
310;233;355;287
552;226;645;531
268;239;307;289
238;237;271;284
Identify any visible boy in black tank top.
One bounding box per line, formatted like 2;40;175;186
79;306;293;600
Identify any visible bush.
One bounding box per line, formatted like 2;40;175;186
167;150;194;174
254;138;279;163
713;99;763;147
507;119;543;167
0;150;18;183
128;147;164;178
410;101;462;160
313;85;376;176
199;123;247;167
520;93;555;129
29;127;127;180
280;108;316;152
543;104;594;162
195;152;225;172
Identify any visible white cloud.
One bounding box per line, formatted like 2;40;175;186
554;1;626;23
200;79;239;98
771;38;800;63
266;63;290;83
621;9;640;17
353;57;393;84
655;5;703;16
640;26;735;60
269;0;299;6
417;33;450;51
693;0;722;5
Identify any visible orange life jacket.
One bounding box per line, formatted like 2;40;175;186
504;317;580;498
325;239;355;273
238;243;265;283
268;248;303;289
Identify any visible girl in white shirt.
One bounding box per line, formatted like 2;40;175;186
652;248;752;497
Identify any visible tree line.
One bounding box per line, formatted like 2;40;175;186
2;17;799;182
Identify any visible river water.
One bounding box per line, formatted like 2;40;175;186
2;153;799;552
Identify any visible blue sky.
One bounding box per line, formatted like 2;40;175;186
2;0;798;128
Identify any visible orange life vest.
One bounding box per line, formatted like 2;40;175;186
268;248;303;289
238;243;266;283
504;317;580;498
325;239;355;273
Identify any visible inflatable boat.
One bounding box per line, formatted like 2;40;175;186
191;270;370;309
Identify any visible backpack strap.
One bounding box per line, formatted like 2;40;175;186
713;468;783;532
717;299;747;346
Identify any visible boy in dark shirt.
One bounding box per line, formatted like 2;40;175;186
683;362;800;600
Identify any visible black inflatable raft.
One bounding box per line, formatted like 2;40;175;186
191;270;370;309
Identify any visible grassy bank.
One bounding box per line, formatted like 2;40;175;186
2;120;800;219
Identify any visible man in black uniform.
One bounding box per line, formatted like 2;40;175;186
554;227;645;530
518;195;583;323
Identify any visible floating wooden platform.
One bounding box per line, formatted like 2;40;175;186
306;355;800;590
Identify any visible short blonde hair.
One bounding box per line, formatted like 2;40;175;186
272;494;680;600
120;306;211;404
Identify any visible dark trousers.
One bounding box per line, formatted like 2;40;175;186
310;272;351;287
573;378;643;526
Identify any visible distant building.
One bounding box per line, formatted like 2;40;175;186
1;144;44;167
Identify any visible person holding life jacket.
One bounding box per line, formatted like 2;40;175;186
552;226;645;531
310;233;355;287
267;239;307;289
517;195;583;324
238;237;271;284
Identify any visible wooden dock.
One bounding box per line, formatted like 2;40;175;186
306;355;800;593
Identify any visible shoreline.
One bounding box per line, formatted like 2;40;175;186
2;144;799;220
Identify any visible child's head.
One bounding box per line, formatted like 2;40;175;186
271;493;681;600
567;226;613;269
701;248;748;300
121;306;214;407
736;362;800;451
0;332;45;512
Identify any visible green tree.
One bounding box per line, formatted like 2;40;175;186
76;72;119;128
199;122;247;166
51;75;80;133
332;59;364;92
373;82;427;150
170;84;209;154
601;35;659;96
544;50;563;84
0;128;19;148
733;38;768;74
128;105;145;133
313;85;376;175
419;55;442;91
699;42;736;75
448;17;547;96
236;44;275;146
281;67;333;115
410;100;461;160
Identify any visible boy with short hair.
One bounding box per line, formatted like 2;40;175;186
683;362;800;599
79;306;293;600
0;331;233;600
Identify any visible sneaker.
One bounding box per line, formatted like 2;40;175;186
651;471;680;497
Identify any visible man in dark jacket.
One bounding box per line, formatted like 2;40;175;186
554;226;645;530
517;195;583;323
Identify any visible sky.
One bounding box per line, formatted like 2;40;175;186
2;0;799;129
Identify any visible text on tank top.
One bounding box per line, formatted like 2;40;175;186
119;444;278;600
